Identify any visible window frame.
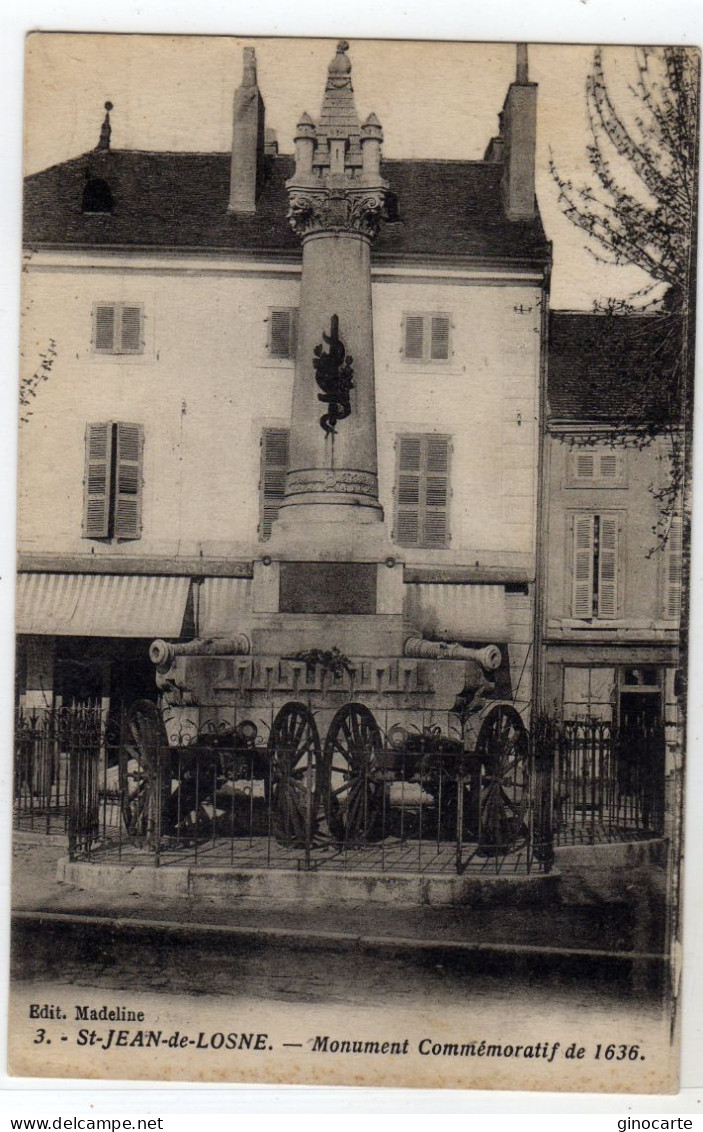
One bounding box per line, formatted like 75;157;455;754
259;426;290;541
659;514;683;622
82;420;144;542
565;443;627;489
568;509;623;621
92;301;145;357
401;312;452;365
393;432;452;549
267;307;298;361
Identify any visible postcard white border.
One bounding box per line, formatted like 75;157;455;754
1;0;701;1116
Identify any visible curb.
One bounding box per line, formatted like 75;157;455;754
57;855;562;909
11;909;666;965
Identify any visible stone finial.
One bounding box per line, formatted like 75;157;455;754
295;111;316;137
329;40;352;77
516;43;529;84
360;112;383;179
97;101;113;152
361;113;383;140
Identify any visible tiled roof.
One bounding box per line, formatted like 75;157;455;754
23;150;549;263
548;311;680;426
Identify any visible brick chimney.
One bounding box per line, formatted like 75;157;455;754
229;47;265;214
497;43;537;222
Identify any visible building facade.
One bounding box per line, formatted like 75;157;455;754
540;311;681;826
18;42;550;725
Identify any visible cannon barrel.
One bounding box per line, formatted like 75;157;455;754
403;637;502;671
149;635;251;668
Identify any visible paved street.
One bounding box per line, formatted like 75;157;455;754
11;832;667;1010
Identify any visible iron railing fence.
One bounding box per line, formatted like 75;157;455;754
62;700;554;875
13;702;105;837
14;703;665;872
535;716;666;846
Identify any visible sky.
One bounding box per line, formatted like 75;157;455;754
22;35;666;310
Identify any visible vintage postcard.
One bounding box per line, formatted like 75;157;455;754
9;33;697;1091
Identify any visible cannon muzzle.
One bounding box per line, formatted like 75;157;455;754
403;637;502;670
149;636;251;668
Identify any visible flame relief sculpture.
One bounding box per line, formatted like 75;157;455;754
313;314;354;435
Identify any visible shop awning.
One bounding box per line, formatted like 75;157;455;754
403;582;509;643
197;577;252;637
16;573;191;638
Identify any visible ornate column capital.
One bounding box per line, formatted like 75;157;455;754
287;184;387;240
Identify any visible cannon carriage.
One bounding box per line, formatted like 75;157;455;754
120;633;532;861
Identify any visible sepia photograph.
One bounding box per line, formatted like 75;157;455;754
7;31;698;1092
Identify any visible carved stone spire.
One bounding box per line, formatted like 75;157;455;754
286;40;388;240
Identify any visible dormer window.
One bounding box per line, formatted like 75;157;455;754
82;178;113;214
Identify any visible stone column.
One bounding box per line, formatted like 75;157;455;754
276;42;388;529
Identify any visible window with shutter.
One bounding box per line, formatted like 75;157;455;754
269;309;298;360
599;452;618;479
663;516;683;620
396;435;422;545
575;452;595;479
402;313;451;363
430;316;450;360
571;512;621;619
597;515;618;618
114;423;143;538
569;446;625;486
119;306;143;354
82;421;143;541
572;514;595;618
82;423;112;538
94;305;116;353
404;316;425;360
395;434;450;548
93;302;144;355
260;428;290;540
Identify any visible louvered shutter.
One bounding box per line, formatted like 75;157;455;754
423;435;450;546
114;423;143;539
599;452;618;479
94;305;116;352
404;316;425;360
270;310;297;359
575;451;595;479
572;514;595;618
430;316;450;361
83;423;112;538
260;428;289;540
664;516;683;620
395;435;422;545
119;305;143;354
597;515;618;618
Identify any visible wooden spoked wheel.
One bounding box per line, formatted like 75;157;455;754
473;702;530;856
120;699;171;846
323;703;384;843
268;702;323;846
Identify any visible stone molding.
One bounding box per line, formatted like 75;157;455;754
285;468;379;497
